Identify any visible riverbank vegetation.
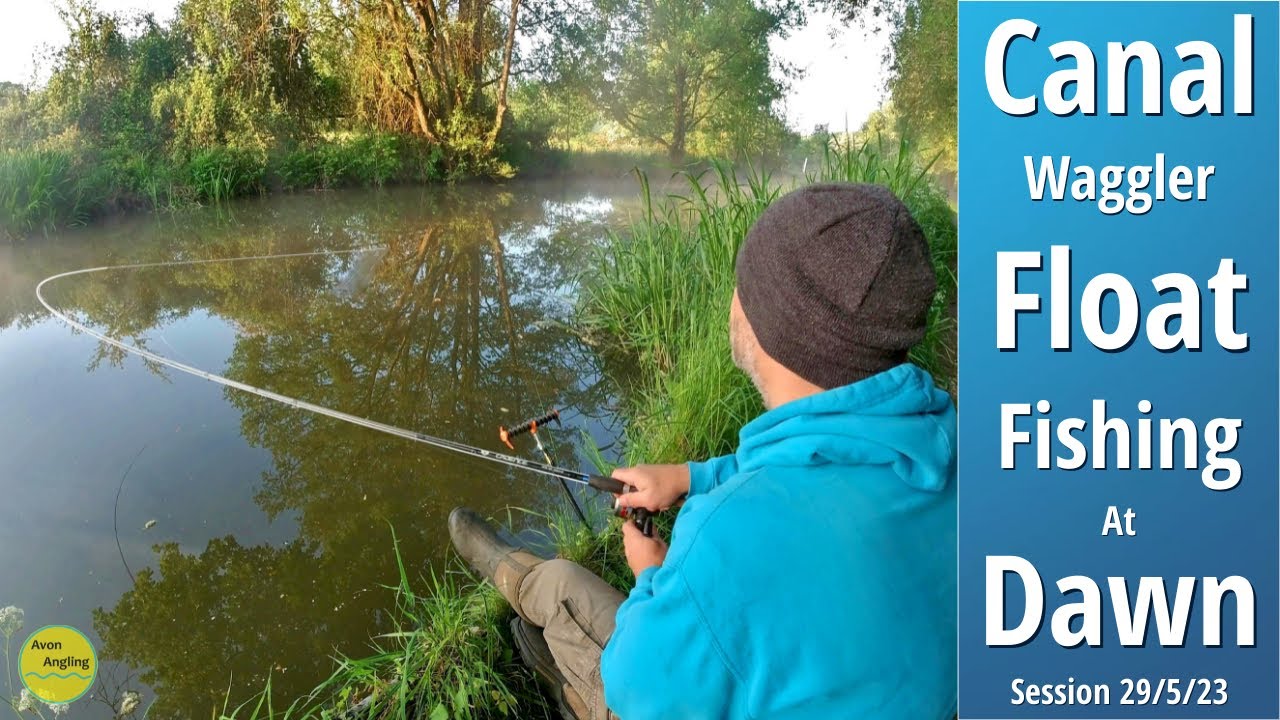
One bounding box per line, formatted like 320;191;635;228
0;0;789;239
218;506;626;719
1;0;957;240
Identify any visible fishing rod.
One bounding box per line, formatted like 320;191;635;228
35;249;654;536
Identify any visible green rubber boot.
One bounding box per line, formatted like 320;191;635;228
448;507;545;616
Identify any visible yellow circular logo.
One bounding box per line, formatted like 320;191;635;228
18;626;97;704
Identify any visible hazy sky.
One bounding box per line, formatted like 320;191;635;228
0;1;889;133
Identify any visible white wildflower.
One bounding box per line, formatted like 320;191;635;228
16;689;37;712
118;691;141;716
46;701;70;716
0;606;23;637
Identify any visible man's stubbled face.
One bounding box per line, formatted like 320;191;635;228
730;290;767;404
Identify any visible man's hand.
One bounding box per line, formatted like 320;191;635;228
622;520;668;577
611;464;690;511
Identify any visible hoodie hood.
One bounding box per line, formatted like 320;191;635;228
735;363;955;492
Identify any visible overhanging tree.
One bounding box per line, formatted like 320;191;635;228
333;0;523;159
888;0;956;169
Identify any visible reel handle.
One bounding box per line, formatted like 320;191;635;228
499;409;561;448
628;507;655;538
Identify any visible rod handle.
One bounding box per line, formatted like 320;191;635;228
587;474;627;494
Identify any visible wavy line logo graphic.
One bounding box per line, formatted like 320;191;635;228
18;625;97;704
23;671;95;680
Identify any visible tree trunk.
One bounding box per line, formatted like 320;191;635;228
670;62;688;164
487;0;521;150
384;0;438;141
488;225;518;356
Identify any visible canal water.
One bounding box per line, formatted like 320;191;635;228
0;177;646;718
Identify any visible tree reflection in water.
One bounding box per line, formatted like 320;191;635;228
21;185;628;718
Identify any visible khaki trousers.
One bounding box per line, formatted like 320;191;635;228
517;558;626;720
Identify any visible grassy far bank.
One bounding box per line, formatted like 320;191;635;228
211;137;956;720
0;0;958;244
0;140;662;241
0;141;692;241
0;136;446;239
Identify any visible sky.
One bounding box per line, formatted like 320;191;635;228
0;1;889;134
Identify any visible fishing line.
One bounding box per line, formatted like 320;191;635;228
35;249;632;500
113;444;148;585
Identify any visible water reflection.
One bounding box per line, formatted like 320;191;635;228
0;180;636;718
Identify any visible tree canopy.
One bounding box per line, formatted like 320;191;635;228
3;0;816;169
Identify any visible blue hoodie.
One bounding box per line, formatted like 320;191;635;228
600;363;957;719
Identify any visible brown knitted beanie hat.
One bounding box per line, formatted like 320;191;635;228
734;183;936;389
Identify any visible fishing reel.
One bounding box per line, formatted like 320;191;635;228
500;409;655;537
586;475;657;538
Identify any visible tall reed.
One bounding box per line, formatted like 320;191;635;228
0;150;88;238
188;148;267;202
578;165;771;462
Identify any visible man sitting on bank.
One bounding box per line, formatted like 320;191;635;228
449;183;958;719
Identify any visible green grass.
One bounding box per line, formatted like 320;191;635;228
577;164;775;462
217;504;631;720
530;500;633;594
220;530;550;720
188;148;268;203
0;134;454;240
279;135;444;191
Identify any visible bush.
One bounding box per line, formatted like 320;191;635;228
279;135;444;190
343;134;404;186
187;147;267;202
400;142;447;185
278;146;325;190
